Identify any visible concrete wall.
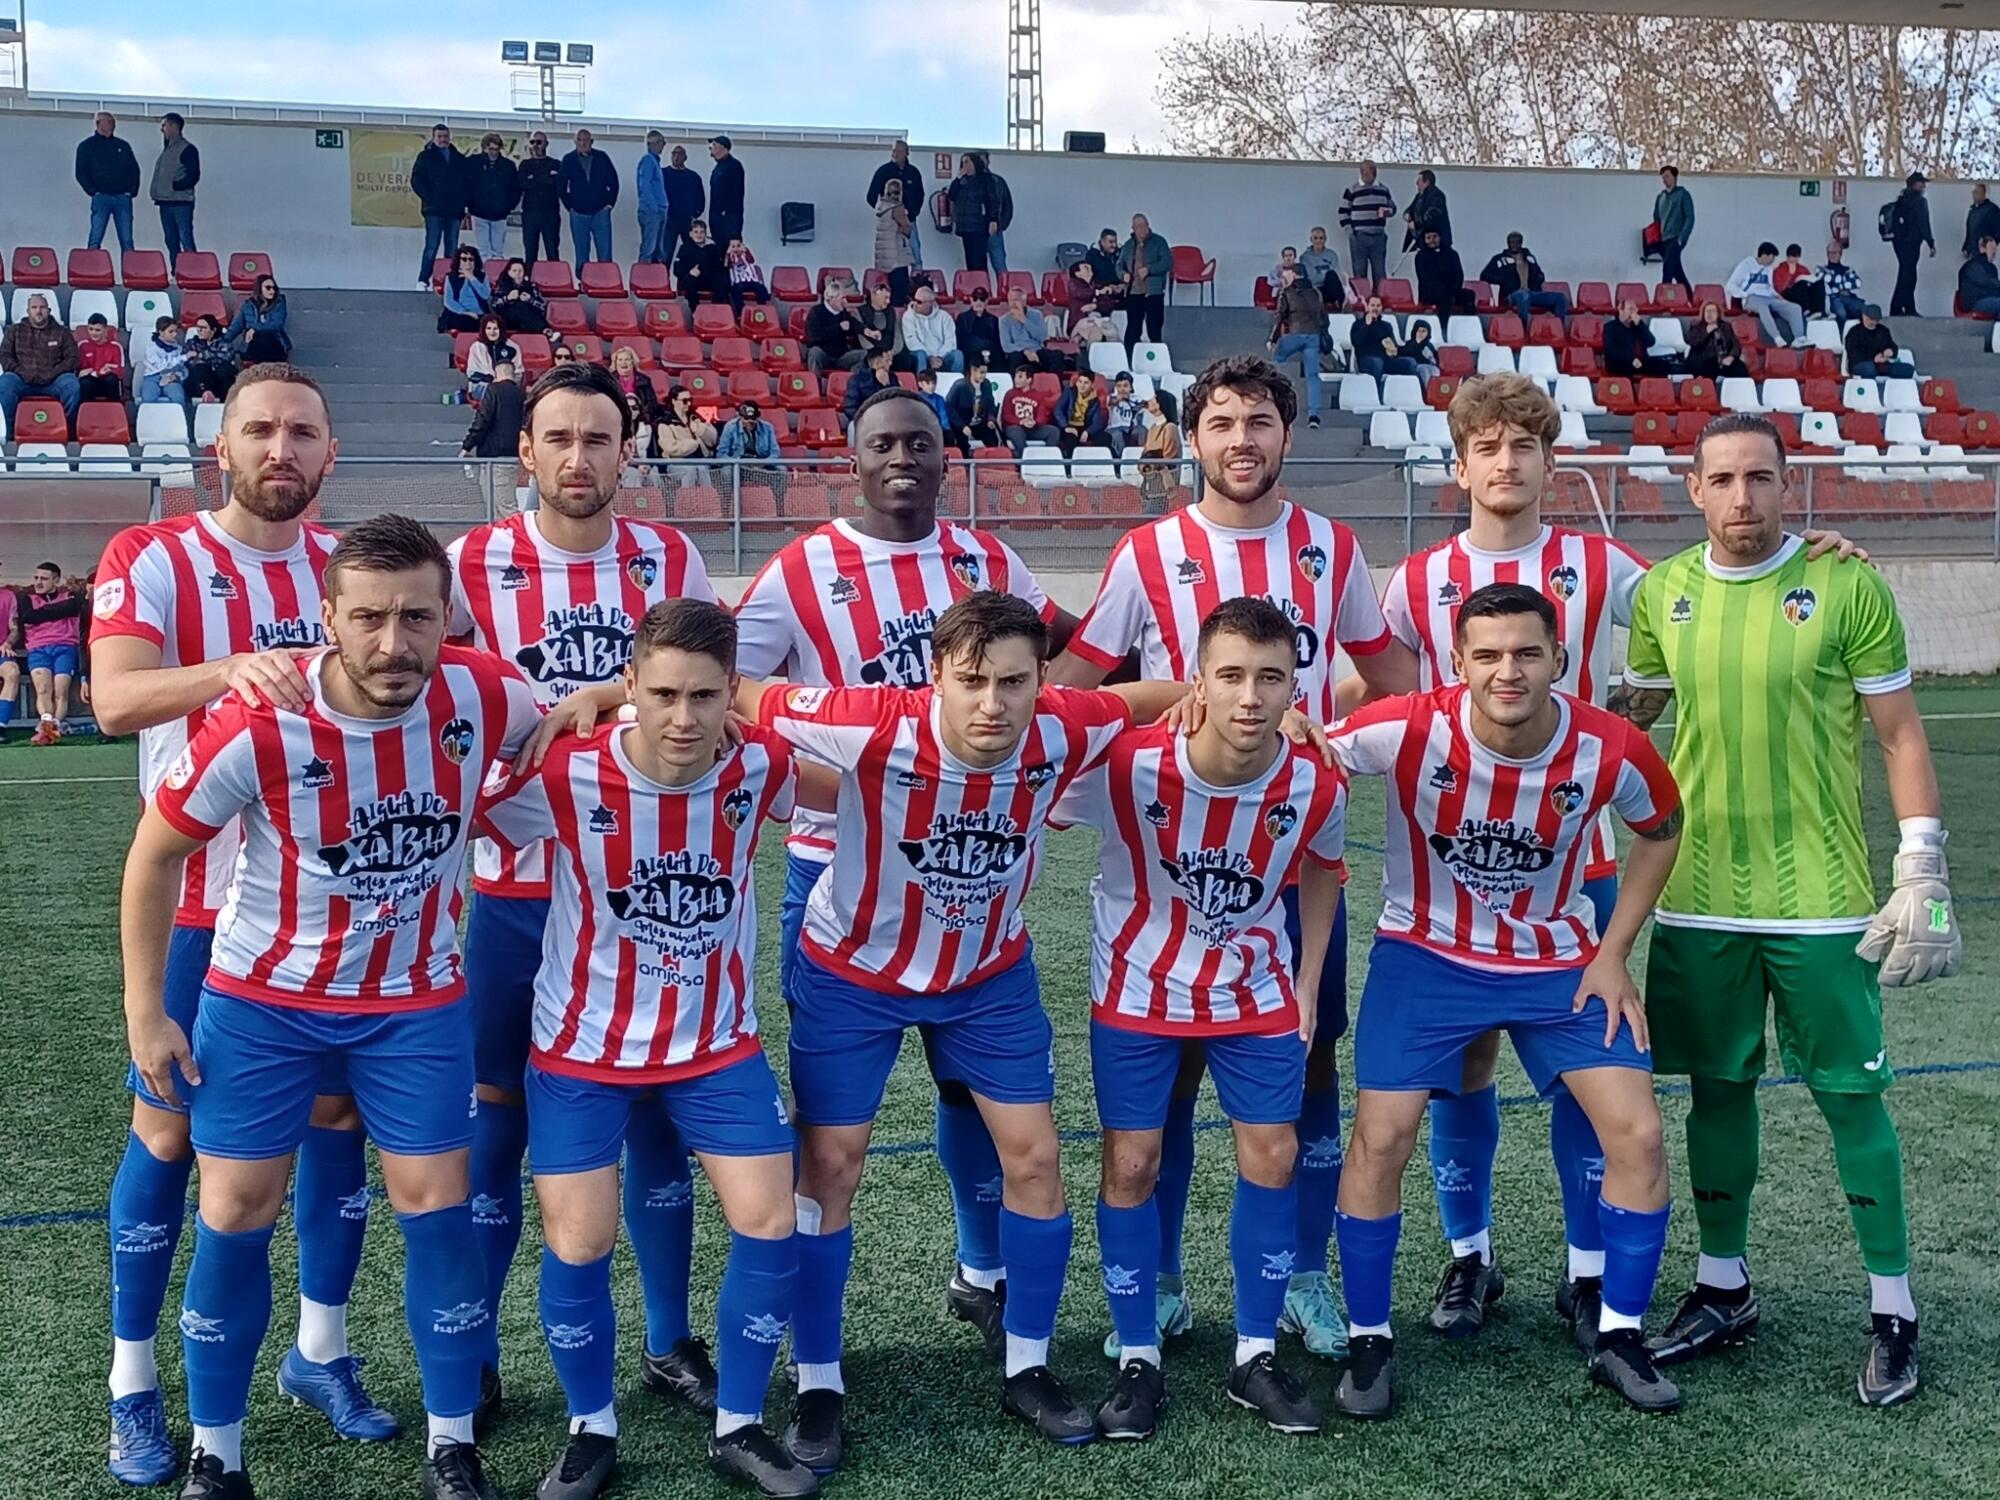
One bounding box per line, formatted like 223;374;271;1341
4;100;1983;312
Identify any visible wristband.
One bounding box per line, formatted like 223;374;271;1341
1897;816;1945;856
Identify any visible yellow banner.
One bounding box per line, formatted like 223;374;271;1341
350;128;428;229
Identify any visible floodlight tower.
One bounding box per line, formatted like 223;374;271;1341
1007;0;1043;151
503;39;593;120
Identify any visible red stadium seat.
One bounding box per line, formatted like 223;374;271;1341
610;335;654;365
122;250;170;290
1565;314;1605;350
643;301;691;337
798;408;845;449
953;271;993;304
710;337;756;371
860;269;890;302
674;486;724;521
1921;378;1961;414
1801;379;1842;413
1348;277;1374;307
817;266;858;297
915;269;950;304
1030;372;1061;404
692;304;737;339
180;290;228;325
1652;283;1690;315
1962;410;2000;448
1436;346;1476;378
1627;411;1678;450
1763;348;1802;379
1841;412;1886;446
760;338;803;373
1678;378;1721;414
546;300;589;337
785;306;811;341
1928;412;1966;447
775;371;820;409
740;303;783;340
1253;276;1276;311
771;266;814;303
1541;281;1571;306
682;369;724;406
630;264;675;301
1574;281;1614;315
567;335;605;363
1613;281;1653;314
74;402;130;444
174;252;222;290
1728;314;1761;349
227;253;275;293
14;398;69;439
594;301;642;338
1597;377;1637;415
579;262;625;298
1425;376;1460;410
67;249;115;290
1802;348;1841;382
10;247;57;286
1375;278;1417;312
1169;246;1216;306
726;370;772;403
1041;271;1069;308
657;336;705;370
1525;314;1566;347
825;370;852;407
1692;283;1730;314
1559;347;1598;377
532;262;577;298
513;333;553;375
1466;280;1498;311
1764;411;1802;448
1487;313;1527;350
1000;271;1039;306
1637;378;1676;411
450;332;476;370
1098;485;1146;517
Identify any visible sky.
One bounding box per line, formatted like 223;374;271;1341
21;0;1291;148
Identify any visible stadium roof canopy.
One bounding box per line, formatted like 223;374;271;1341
1391;0;1995;22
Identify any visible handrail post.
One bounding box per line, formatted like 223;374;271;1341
731;461;743;575
1804;464;1815;534
1402;460;1414;558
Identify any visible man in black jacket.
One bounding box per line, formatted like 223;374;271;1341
517;130;563;270
410;123;468;289
663;144;706;273
868;141;928;269
805;282;865;376
1887;172;1934;318
460;361;525;459
1403;169;1450;252
1604;299;1675;377
954;287;1003;369
560;128;620;276
1958;235;2000;318
1413;229;1471;328
1481;232;1571;326
151;113;201;266
945;358;1001;455
465;133;520;262
1963;184;2000;263
673;220;728;314
77;112;142;255
708;136;746;247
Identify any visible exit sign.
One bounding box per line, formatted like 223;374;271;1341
1799;179;1821;197
315;129;345;149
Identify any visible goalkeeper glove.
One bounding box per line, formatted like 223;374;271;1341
1855;828;1961;988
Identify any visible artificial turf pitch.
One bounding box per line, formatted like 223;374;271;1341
2;680;1996;1499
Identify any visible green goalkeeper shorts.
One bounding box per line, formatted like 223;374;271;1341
1644;924;1891;1093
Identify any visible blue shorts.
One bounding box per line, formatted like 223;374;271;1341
790;947;1054;1127
463;893;550;1093
526;1051;795;1175
188;989;476;1161
1582;874;1618;942
1284;887;1350;1051
27;643;79;677
1354;937;1650;1098
1092;1022;1306;1131
778;851;824;1010
129;926;347;1112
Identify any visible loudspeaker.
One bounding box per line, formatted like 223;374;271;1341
1063;131;1106;154
780;202;815;244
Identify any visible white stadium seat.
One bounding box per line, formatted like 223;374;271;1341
1554;375;1604;414
1404;445;1451;484
1648;317;1690;355
124;289;174;329
933;371;963;406
68;290;120;328
1928;444;1977;481
1368;411;1414;449
135;404;192;445
1381;375;1426;413
1627;444;1675;483
1157;369;1194;406
1841;444;1886;480
1883;378;1934;415
1444;316;1485;350
1129;342;1173;376
1843;378;1885;414
1799;410;1841;448
1324;314;1355;355
1553;410;1589;449
1990;323;2000;355
1719;378;1764;413
12;442;73;473
1413;410;1455;451
1761;378;1807;414
1476;345;1516;375
1087;342;1130;380
1805;320;1844;356
1518;345;1559;381
1883;411;1927;446
1884;443;1928;476
1338;374;1384;414
1019;444;1068;486
139;443;196;485
192;403;226;449
79;443;136;473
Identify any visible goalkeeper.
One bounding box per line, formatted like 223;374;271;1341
1614;414;1959;1409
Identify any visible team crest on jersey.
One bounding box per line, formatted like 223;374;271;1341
1158;848;1266;934
828;574;861;606
1670;594;1693;624
499;563;530;591
321;791;460;879
588;803;618;834
300;756;334;791
1143;798;1171;827
949;551;984;587
1023;762;1057;791
1548;564;1580;601
1549;779;1586;815
516;603;637;687
1430;818;1556;907
858;608;938;687
1428;762;1458;792
251;617;320;651
206;571;238;601
721;787;755;831
1296;543;1329;582
1782;587;1816;625
438;717;476;765
1176;557;1207;587
626;554;659;589
1437;580;1464;606
1265;802;1300;839
94;577;127;618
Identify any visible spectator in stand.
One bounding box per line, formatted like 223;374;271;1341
717;398;784;500
805;280;865;376
1268;263;1329;429
707;136;746;246
874;178;916;308
1052;367;1115;475
466;132;520;261
151;112;201;266
673;219;727;313
636;130;672;266
1481;231;1570;326
1403;169;1451;252
945;359;1001;454
561;128;620;274
1085;228;1126;295
1414;227;1471;327
76;315;126;404
22;562;82;746
550;342;578;365
901;284;963;374
459;358;523;459
463;313;518;406
1400;318;1443;381
842;346;899;434
977;153;1015;274
1774;243;1826;318
856;282;914;373
1103;372;1148;461
517;129;562;270
137;317;189;412
655;384;720;486
1119;213;1171;358
226;275;292;365
1728;241;1808;347
1844;306;1915;379
1685;301;1747;379
1297;227;1344;308
948;154;998;274
1956;234;2000;317
76;111;141;255
1060;261;1103;333
1887;172;1935;317
868;141;927;270
1964;183;2000;261
0;584;18;739
411;123;468;289
1068;293;1119;348
1136;389;1183;512
492;258;548;334
914;368;949;428
999;365;1059;457
609;343;660;423
1340;159;1396;286
955;286;1003;370
1272;246;1301;287
0;295;82;435
724;238;772;316
998;284;1060;374
437;246;489;334
663;144;706;272
1350;294;1415;387
1652;165;1696;297
1605;297;1676;376
1819;242;1866;322
181;312;238;403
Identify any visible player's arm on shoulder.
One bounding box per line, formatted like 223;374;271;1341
524;680;622;767
1102;678;1193;724
1605;680;1672;728
1800;527;1869;564
1325;696;1406;776
1047;539;1140;687
1613;572;1675;728
91;634;312;736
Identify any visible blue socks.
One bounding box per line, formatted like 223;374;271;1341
1156;1093;1197;1278
180;1216;275;1427
1230;1178;1299;1339
1335;1210;1402;1331
397;1203;487;1420
1428;1084;1499;1248
294;1126;368;1310
1551;1090;1607;1255
1095;1197;1160;1355
791;1222;853;1369
714;1231;798;1418
109;1131;192;1345
998;1206;1072;1341
468;1101;527;1369
539;1247;616;1421
1293;1074;1343;1274
1599;1198;1671;1324
622;1108;695;1356
935;1095;1005;1274
0;696;15;725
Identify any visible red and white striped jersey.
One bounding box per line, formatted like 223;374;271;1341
1380;526;1650;879
1067;502;1392;722
1052;723;1347;1035
92;512;338;927
1330;686;1677;969
447;511;717;897
734;519;1055;861
758;683;1131;994
477;726;795;1084
153;646;543;1011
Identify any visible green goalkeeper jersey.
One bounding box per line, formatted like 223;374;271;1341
1624;534;1910;932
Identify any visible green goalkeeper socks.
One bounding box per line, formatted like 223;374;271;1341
1685;1076;1760;1258
1812;1088;1912;1277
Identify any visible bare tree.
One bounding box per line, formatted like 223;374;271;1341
1155;6;2000;177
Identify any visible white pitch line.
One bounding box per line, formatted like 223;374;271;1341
0;774;140;786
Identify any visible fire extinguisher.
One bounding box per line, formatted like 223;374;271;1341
1830;205;1851;248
